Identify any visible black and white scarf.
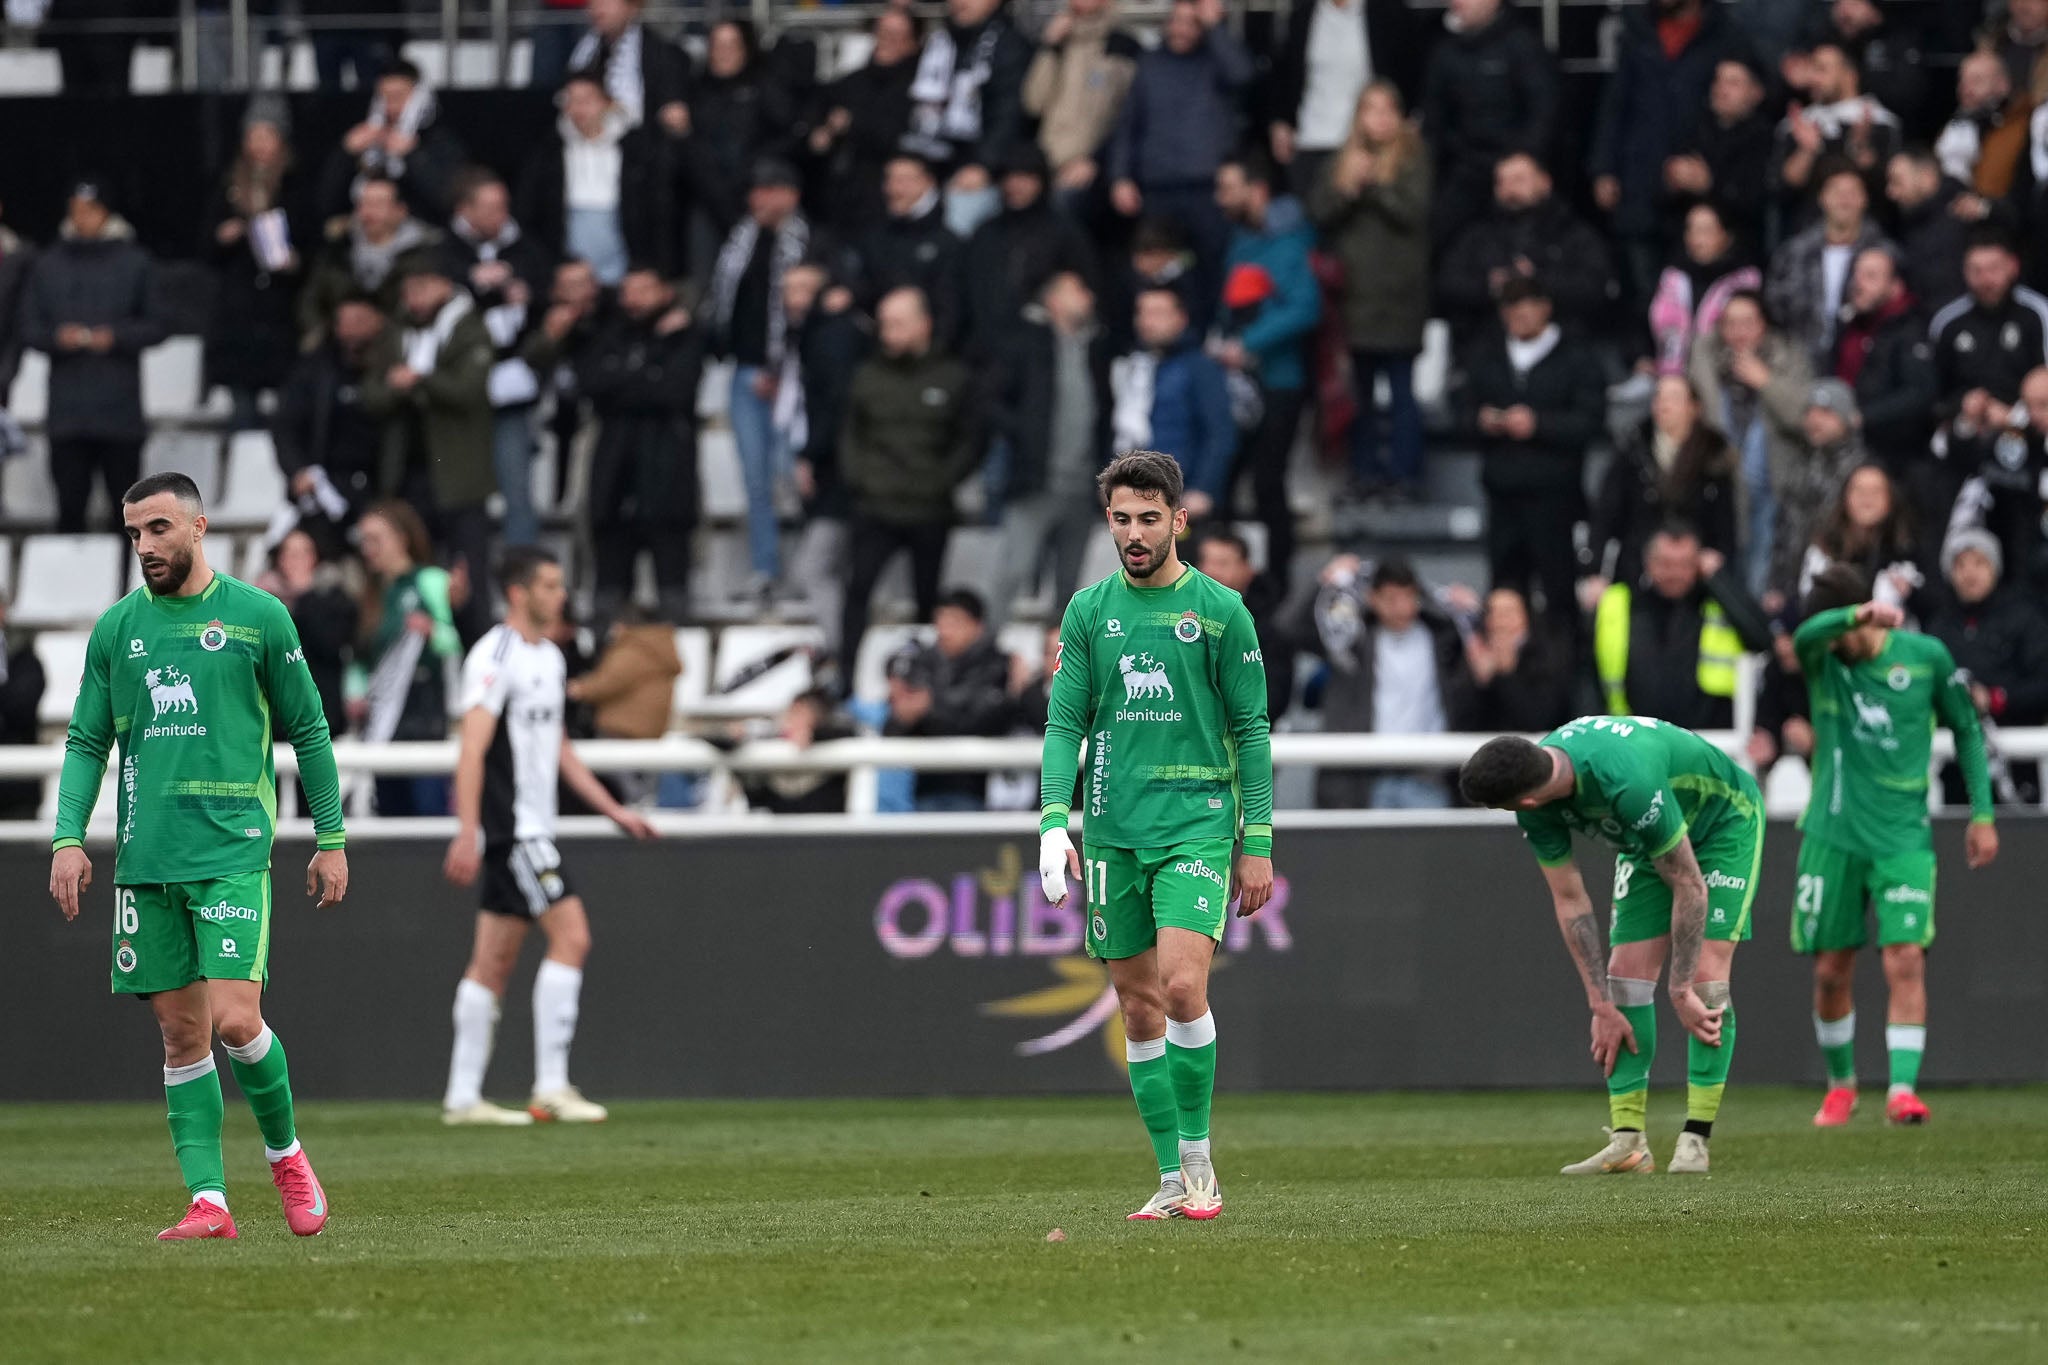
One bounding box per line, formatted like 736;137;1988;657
355;80;437;190
569;23;647;126
709;214;809;365
904;23;1000;160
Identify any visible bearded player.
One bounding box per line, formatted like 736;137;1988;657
1460;716;1759;1175
1038;450;1275;1221
1791;566;1998;1128
49;473;349;1241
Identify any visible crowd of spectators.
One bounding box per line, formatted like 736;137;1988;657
4;0;2048;817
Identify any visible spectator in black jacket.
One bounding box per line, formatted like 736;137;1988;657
680;20;797;238
1583;375;1740;605
0;200;33;408
203;98;313;431
577;267;704;623
1885;146;1991;312
903;0;1035;237
1437;152;1614;341
1831;245;1937;477
1417;0;1559;246
1455;276;1606;633
739;690;857;814
1747;623;1813;784
20;178;167;534
885;589;1015;811
804;8;921;234
296;175;441;346
786;263;872;660
1666;56;1775;252
320;60;468;224
958;144;1096;359
1773;40;1904;216
844;155;964;345
1925;526;2048;805
0;588;45;819
518;73;674;285
1798;0;1929;133
564;0;693;137
984;270;1112;627
1945;366;2048;594
1447;586;1575;734
1929;230;2048;432
1590;0;1756;304
253;528;358;740
271;295;385;559
1268;0;1414;199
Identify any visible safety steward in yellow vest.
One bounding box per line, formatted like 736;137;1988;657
1594;523;1775;730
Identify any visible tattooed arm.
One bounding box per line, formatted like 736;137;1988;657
1541;861;1638;1076
1652;838;1724;1046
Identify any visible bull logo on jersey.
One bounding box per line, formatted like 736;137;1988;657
1118;653;1174;701
146;667;198;718
1851;690;1899;750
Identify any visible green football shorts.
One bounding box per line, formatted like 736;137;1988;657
110;871;273;994
1082;839;1234;961
1610;812;1763;946
1789;836;1937;953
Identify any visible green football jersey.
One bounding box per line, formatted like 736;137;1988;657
53;572;347;882
1518;715;1759;867
1039;564;1273;856
1793;607;1993;855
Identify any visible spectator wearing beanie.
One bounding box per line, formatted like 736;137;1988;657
1925;525;2048;805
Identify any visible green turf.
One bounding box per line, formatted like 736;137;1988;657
3;1089;2046;1364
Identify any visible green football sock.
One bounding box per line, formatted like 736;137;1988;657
164;1056;226;1204
1886;1024;1926;1093
1126;1038;1180;1175
225;1026;297;1155
1166;1011;1217;1143
1814;1011;1856;1087
1686;984;1737;1135
1607;979;1657;1132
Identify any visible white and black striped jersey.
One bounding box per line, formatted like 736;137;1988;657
458;625;566;847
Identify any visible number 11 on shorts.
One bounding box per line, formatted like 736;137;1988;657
1085;859;1109;906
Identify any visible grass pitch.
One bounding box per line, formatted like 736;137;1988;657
3;1089;2045;1364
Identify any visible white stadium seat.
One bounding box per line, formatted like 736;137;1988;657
143;430;222;501
997;622;1048;675
129;45;175;94
14;536;124;627
2;437;58;524
238;536;271;583
697;361;732;420
213;431;288;529
0;50;63;96
707;624;823;715
141;338;207;421
938;526;1004;604
852;624;928;704
0;536;12;596
7;348;48;425
34;630;92;728
671;626;712;715
699;427;747;521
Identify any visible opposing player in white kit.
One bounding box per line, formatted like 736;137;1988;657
440;547;658;1124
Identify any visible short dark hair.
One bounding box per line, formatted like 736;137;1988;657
1222;146;1281;193
379;58;423;86
1498;275;1550;307
1099;449;1184;509
452;167;506;209
1801;563;1870;618
1370;556;1419;591
1131;218;1190;258
1893;143;1940;173
1966;224;2020;258
934;587;985;621
560;70;607;99
1813;155;1866;194
123;472;204;514
1458;736;1555;807
498;544;560;596
1650;520;1702;547
1194;527;1252;564
356;173;405;206
1136;285;1188;315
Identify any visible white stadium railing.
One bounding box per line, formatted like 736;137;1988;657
1;728;2043;836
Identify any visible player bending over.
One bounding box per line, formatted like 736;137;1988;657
1461;717;1763;1175
440;547;657;1125
1038;450;1276;1221
1791;566;1998;1128
49;473;349;1241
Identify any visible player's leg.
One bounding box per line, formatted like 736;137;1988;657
1148;841;1233;1218
1562;855;1663;1174
1090;844;1182;1218
150;980;238;1240
209;975;327;1235
444;908;533;1124
1794;838;1870;1126
1872;850;1937;1123
1669;818;1761;1173
529;893;606;1122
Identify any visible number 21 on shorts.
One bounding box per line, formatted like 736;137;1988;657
1796;873;1825;936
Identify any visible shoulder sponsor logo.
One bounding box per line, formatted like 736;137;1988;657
1631;790;1665;831
285;646;305;665
1050;641;1064;676
1243;649;1263;664
199;620;227;652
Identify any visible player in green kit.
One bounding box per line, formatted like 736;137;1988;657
1037;450;1276;1221
1461;718;1760;1175
1790;567;1998;1128
47;474;349;1242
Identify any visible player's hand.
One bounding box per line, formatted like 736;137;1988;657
1589;1001;1637;1078
1233;854;1273;917
1855;600;1905;629
1040;828;1079;905
1966;821;1999;869
613;809;659;841
49;846;92;921
1670;985;1724;1047
444;831;482;888
306;849;349;907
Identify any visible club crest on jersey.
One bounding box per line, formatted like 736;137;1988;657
1174;611;1202;644
199;620;227;652
1887;665;1912;691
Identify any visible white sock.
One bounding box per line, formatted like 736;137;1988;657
532;960;583;1096
1178;1137;1212;1165
1165;1010;1217;1050
193;1189;229;1213
445;978;500;1110
222;1026;273;1066
265;1139;302;1163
